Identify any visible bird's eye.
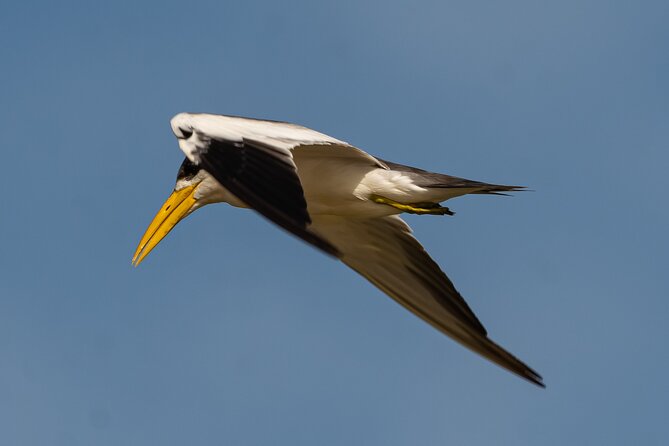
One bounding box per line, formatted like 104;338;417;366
181;129;193;139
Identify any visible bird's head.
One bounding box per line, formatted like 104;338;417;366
132;157;223;266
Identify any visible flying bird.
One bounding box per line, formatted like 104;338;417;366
133;113;544;387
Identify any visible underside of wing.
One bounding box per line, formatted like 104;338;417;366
310;214;544;387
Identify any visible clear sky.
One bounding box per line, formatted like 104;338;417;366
1;1;668;444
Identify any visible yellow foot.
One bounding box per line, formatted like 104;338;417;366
370;195;454;216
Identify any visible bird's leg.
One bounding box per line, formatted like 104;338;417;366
370;195;455;216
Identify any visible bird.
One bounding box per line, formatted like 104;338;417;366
132;112;544;387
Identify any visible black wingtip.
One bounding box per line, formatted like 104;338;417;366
513;359;545;388
513;363;546;389
525;371;546;388
475;335;546;389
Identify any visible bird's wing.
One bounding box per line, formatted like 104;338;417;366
172;113;383;256
310;214;544;387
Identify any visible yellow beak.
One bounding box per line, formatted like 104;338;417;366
132;184;199;267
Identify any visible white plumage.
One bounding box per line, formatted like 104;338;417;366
133;112;544;387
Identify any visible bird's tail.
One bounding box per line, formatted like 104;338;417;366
469;183;526;196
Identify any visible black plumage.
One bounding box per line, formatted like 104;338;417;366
196;137;339;256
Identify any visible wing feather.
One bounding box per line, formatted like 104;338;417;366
172;113;386;256
311;214;544;387
193;135;339;256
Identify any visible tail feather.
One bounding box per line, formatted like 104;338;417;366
379;158;526;196
471;184;526;196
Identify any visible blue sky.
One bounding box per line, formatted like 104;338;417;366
1;1;668;444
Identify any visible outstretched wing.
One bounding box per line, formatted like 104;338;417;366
171;113;382;257
310;214;544;387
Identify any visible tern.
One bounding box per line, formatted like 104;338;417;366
133;113;544;387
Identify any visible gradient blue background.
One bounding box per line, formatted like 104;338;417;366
1;1;668;444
